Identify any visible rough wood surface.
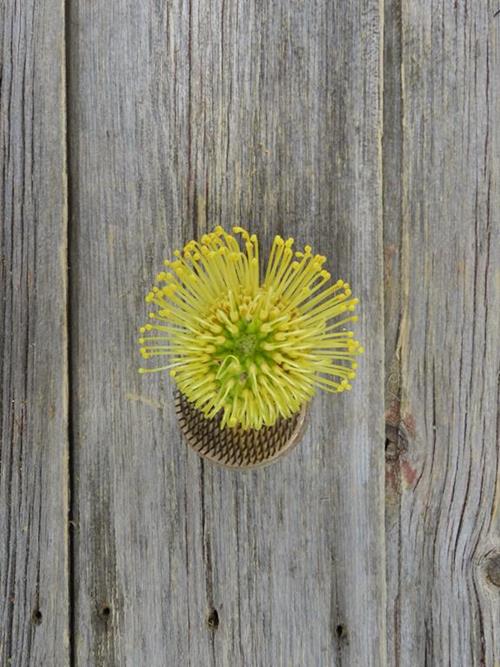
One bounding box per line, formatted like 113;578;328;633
3;0;499;664
68;0;384;664
384;1;500;665
0;0;69;665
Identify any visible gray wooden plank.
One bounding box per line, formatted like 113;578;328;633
382;0;405;663
0;0;69;665
68;0;385;665
384;1;500;665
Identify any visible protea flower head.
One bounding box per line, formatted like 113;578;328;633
139;226;363;430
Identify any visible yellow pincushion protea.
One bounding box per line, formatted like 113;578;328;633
138;226;363;430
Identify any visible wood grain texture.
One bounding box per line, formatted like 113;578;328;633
68;0;384;665
0;0;69;665
3;0;498;663
384;1;500;665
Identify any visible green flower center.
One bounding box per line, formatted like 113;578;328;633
234;332;258;359
218;320;269;369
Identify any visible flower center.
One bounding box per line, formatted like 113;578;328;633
233;332;259;360
216;318;270;372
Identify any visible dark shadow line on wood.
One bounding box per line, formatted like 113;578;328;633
199;460;217;665
64;0;76;664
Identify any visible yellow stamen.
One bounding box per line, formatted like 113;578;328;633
138;227;362;429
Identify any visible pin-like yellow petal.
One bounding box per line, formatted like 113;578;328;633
138;228;363;430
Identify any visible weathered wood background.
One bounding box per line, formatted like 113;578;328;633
1;0;499;665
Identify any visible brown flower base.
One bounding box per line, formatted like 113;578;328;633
175;390;308;470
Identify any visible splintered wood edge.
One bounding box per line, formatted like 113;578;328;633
174;391;309;470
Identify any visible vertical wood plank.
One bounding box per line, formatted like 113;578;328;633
0;0;69;665
384;1;500;664
382;0;404;661
67;2;194;663
69;0;384;664
187;1;386;665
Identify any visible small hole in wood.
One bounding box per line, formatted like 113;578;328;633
207;608;219;630
32;609;43;625
99;604;111;619
335;624;347;640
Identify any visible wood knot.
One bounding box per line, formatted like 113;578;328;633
385;437;398;462
334;622;349;647
384;422;408;461
207;608;219;630
484;551;500;587
335;623;347;640
31;609;42;625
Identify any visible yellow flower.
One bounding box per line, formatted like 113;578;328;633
139;226;363;430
